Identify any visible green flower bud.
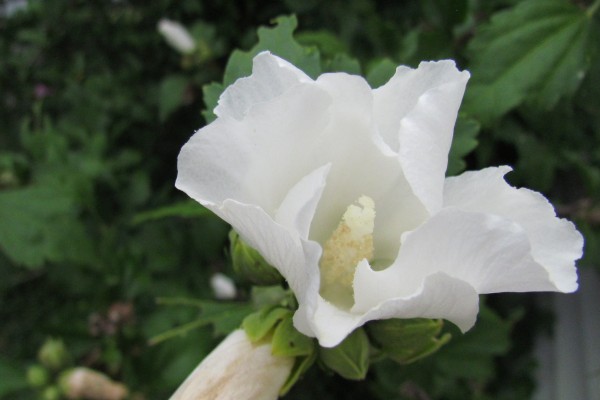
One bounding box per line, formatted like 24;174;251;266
38;338;70;371
229;230;283;285
27;364;50;388
42;386;61;400
367;318;451;364
319;328;370;380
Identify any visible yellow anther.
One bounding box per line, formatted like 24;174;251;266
319;196;375;308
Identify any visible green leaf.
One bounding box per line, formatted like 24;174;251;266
0;185;67;267
421;0;469;29
295;30;348;56
434;305;514;380
447;115;480;176
0;185;92;268
158;75;188;122
319;328;370;380
0;356;28;397
202;15;321;120
131;200;212;225
223;15;320;86
495;117;558;192
367;318;451;364
271;316;315;357
399;29;454;66
463;0;594;124
366;58;397;88
201;82;224;123
242;306;291;343
322;53;361;74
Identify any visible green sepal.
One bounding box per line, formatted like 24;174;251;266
242;306;291;343
250;285;292;308
367;318;451;364
319;328;370;380
271;317;315;357
279;348;318;396
229;230;284;285
245;310;316;394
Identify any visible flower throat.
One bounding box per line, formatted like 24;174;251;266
319;196;375;308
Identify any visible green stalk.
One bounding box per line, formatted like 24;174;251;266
587;0;600;18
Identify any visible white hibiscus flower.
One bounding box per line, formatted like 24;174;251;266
176;51;583;347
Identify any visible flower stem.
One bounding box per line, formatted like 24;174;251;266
148;318;208;345
587;0;600;18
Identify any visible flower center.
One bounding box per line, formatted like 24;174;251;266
319;196;375;308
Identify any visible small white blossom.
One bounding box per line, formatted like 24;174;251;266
176;52;583;347
157;19;195;54
170;330;293;400
210;272;237;300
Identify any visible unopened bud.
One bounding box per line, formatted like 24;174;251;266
42;386;61;400
171;329;294;400
367;318;451;364
158;19;196;54
38;338;69;371
229;230;283;285
27;364;49;388
210;273;237;300
60;367;128;400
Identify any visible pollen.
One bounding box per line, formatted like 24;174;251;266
319;196;375;308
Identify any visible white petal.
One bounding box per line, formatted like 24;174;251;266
176;82;332;216
353;208;557;313
444;166;582;292
202;196;326;341
374;61;470;214
178;65;427;262
215;52;312;120
373;61;469;153
216;199;322;307
315;72;374;122
275;164;331;239
306;73;428;254
296;272;479;347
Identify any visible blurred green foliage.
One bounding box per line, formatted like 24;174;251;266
1;0;599;399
